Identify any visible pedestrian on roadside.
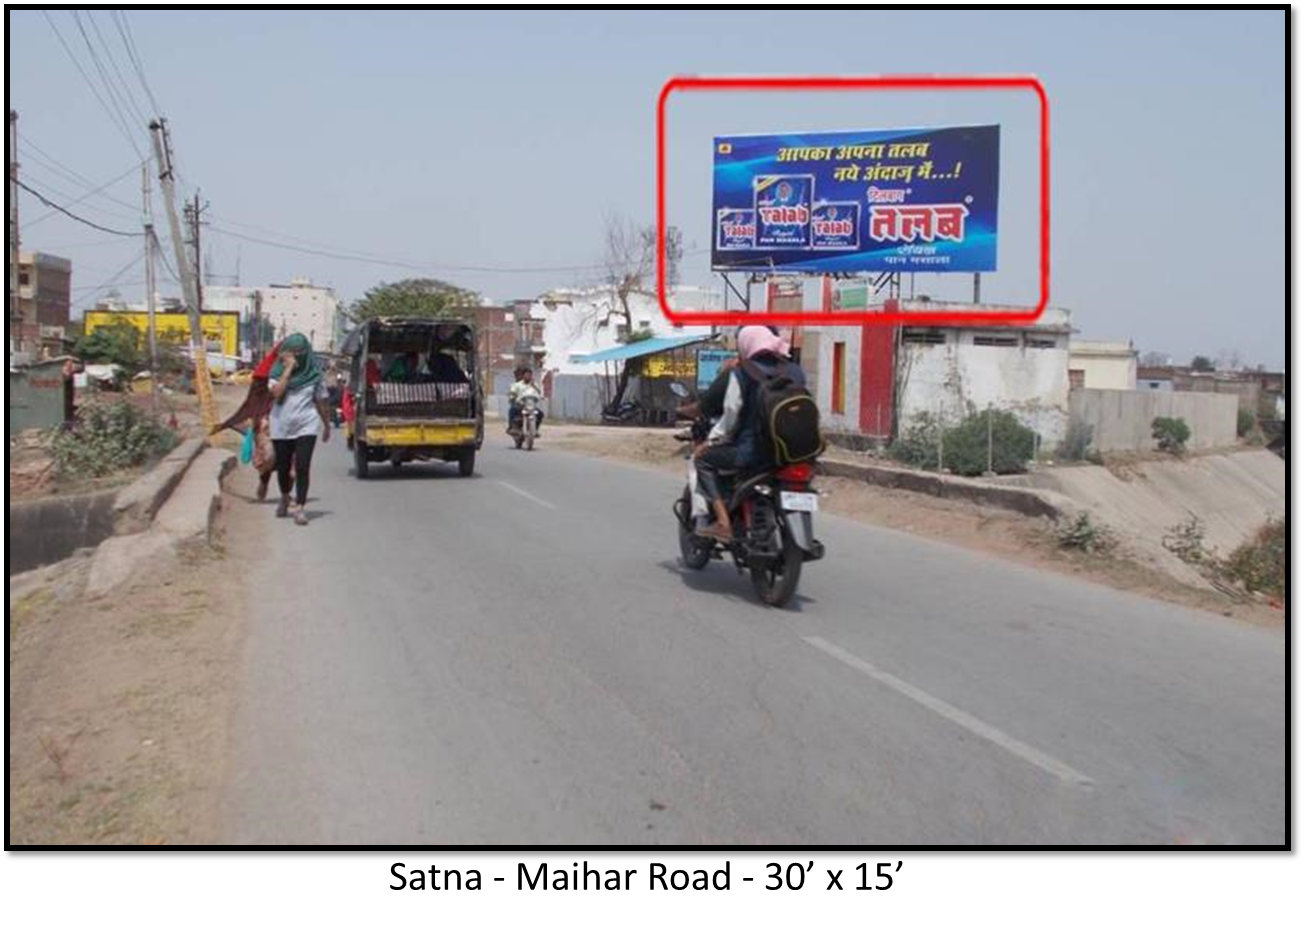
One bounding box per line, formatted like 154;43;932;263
214;340;291;502
268;333;332;526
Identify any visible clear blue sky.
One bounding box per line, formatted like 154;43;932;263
10;9;1287;367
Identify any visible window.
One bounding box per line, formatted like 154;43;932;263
1026;337;1057;349
18;272;30;286
831;342;846;415
973;334;1019;347
902;327;945;345
1069;369;1085;390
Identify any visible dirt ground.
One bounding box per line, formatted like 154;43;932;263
7;467;262;845
547;424;1284;627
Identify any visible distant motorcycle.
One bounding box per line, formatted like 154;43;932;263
668;383;824;607
513;393;542;451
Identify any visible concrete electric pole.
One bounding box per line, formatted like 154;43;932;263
148;118;216;435
141;161;159;412
9;110;20;361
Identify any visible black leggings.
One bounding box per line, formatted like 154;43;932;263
273;436;316;505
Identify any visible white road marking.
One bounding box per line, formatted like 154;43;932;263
802;635;1094;788
496;481;558;510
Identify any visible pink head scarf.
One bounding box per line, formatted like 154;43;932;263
737;325;791;360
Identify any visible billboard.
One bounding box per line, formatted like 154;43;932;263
83;310;240;357
711;124;999;274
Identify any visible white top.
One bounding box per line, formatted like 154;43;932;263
269;378;328;440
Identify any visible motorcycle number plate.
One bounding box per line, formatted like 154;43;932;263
780;491;819;512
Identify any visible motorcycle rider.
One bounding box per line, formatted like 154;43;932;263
693;326;805;543
508;366;544;434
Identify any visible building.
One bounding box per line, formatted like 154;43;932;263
12;250;72;359
256;277;340;353
83;307;241;359
1068;339;1137;390
801;297;1073;448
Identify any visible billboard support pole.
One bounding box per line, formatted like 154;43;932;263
719;272;752;313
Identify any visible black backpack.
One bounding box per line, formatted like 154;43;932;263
739;359;825;465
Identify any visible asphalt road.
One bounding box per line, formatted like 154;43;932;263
222;429;1286;845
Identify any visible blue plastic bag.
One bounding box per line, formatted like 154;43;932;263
240;427;255;465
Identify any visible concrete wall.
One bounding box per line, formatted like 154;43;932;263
810;324;864;434
9;365;67;433
545;373;611;422
1069;388;1238;452
899;332;1070;447
9;490;118;575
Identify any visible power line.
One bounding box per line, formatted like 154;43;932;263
19;171;139;226
207;222;708;276
72;250;147;310
18;140;141;211
19;154;142;228
20;166;142;227
71;10;148;155
111;10;163;116
15;178;140;237
86;10;152;128
41;9;144;158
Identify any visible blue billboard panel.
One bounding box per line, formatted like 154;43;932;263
711;124;999;274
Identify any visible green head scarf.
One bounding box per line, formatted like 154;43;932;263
270;333;322;391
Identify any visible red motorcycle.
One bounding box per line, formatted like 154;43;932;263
669;384;824;607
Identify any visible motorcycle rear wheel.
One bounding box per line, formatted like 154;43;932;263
750;530;803;607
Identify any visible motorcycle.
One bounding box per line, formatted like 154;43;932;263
668;383;825;607
601;398;644;426
512;393;542;451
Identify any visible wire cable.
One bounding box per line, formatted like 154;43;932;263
41;9;144;158
85;10;152;128
112;10;163;116
16;178;141;237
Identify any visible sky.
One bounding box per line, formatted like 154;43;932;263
9;8;1287;367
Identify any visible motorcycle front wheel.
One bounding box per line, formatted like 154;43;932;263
677;490;711;570
750;529;803;607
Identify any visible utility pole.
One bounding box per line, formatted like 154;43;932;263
149;118;216;436
141;162;159;412
9;110;20;361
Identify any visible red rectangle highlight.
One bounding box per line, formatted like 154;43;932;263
657;74;1050;327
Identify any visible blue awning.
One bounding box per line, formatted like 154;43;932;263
570;334;714;365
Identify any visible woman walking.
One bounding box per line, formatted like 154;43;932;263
268;333;331;525
214;340;290;502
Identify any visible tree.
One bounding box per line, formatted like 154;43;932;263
350;278;479;322
591;215;660;410
1190;355;1215;373
1216;348;1243;372
1139;350;1170;367
74;319;141;372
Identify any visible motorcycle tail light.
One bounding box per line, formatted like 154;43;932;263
776;462;814;484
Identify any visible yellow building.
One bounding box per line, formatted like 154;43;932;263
82;309;240;358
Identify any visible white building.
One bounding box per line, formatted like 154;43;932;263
1068;339;1138;390
256;277;340;353
533;286;718;376
895;303;1074;447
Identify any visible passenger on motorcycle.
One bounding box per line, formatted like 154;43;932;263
693;326;806;543
508;367;544;433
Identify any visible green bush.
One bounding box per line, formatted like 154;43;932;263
1056;512;1116;554
889;412;943;470
1219;518;1285;600
1057;418;1095;462
1236;407;1257;438
943;409;1036;476
49;400;177;479
1151;416;1191;454
1162;516;1208;564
